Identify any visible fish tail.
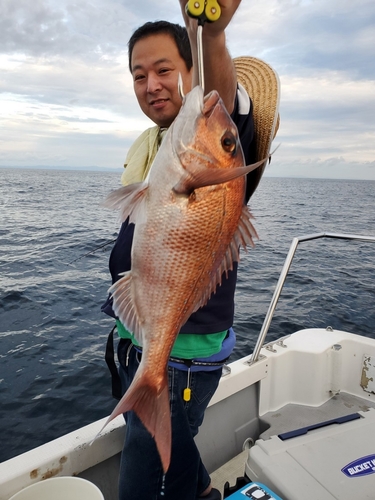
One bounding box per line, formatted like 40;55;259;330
97;369;171;473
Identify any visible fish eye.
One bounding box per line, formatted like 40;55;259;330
221;132;236;154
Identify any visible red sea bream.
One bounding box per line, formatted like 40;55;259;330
100;86;266;472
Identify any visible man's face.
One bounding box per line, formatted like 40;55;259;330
131;33;193;128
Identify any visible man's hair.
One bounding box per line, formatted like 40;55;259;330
128;21;193;73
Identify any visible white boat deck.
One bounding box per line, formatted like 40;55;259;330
211;450;248;497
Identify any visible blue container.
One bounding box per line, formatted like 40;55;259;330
226;482;283;500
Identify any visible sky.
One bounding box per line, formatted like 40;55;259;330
1;0;375;179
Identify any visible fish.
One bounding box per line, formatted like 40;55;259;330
99;86;268;472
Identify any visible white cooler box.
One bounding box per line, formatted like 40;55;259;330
246;409;375;500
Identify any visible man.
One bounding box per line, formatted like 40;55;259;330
102;1;257;499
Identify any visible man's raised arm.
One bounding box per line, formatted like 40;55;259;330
179;0;241;114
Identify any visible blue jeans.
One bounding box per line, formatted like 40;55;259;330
117;339;222;500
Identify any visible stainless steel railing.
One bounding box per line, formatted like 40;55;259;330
248;232;375;365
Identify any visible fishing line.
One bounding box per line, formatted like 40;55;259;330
66;238;117;266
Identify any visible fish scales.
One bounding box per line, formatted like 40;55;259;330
98;86;267;472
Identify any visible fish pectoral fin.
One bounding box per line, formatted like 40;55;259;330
109;272;143;344
103;181;148;224
192;205;258;312
172;156;269;195
96;368;171;473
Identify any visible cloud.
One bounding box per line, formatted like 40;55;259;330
0;0;374;178
0;0;69;56
267;157;375;180
276;73;375;164
0;0;138;59
230;0;375;78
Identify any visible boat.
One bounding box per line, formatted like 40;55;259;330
1;232;375;500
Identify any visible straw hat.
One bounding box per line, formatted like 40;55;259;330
233;56;280;193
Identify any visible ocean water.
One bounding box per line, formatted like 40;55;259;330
0;168;374;463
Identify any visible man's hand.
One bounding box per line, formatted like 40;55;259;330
180;0;241;37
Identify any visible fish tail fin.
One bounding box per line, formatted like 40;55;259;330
95;368;171;473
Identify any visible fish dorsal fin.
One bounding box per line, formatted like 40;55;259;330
192;205;257;312
103;182;148;224
109;272;143;344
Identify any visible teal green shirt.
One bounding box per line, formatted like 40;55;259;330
116;320;227;359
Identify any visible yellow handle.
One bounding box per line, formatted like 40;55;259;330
186;0;205;18
186;0;221;22
205;0;221;22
